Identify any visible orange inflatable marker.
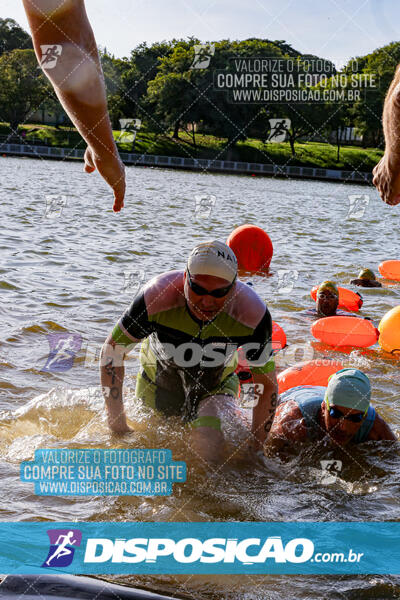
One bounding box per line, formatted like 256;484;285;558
272;321;287;351
311;285;363;312
277;359;344;393
311;316;379;348
227;224;273;271
378;260;400;281
378;305;400;355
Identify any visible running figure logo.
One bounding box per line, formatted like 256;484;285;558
42;529;82;568
277;269;299;294
320;460;342;485
118;118;142;144
347;194;370;220
194;194;216;219
190;44;215;69
267;119;291;143
44;195;67;219
39;45;62;69
42;333;82;373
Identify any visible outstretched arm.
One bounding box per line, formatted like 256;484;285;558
372;65;400;206
22;0;125;212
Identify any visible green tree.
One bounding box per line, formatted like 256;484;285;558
146;38;294;149
345;43;400;147
0;18;32;56
0;49;50;131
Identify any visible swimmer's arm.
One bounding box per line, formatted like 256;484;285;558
22;0;125;211
367;412;397;441
100;334;134;434
250;370;279;451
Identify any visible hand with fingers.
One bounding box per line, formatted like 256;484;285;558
84;146;126;212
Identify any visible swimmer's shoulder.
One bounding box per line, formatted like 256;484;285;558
367;411;397;441
269;399;308;442
142;270;185;314
350;279;382;288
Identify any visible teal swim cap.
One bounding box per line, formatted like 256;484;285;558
325;368;371;413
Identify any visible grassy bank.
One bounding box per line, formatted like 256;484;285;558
1;123;383;172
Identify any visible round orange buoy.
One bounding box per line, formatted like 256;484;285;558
378;305;400;355
378;260;400;281
277;359;344;393
311;285;363;312
227;224;273;271
272;321;287;352
311;316;379;348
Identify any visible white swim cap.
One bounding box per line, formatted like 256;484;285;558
187;241;238;283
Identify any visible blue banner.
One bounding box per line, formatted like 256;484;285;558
0;522;399;574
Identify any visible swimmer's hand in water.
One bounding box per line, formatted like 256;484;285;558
84;146;126;213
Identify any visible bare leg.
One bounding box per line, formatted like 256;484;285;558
191;394;233;467
373;65;400;205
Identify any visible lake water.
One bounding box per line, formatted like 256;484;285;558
1;156;400;598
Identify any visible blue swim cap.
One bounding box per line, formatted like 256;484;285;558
325;368;371;413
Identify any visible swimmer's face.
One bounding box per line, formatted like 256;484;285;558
184;272;234;321
316;289;338;317
322;402;365;445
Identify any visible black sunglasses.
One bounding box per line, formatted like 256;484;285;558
329;406;365;423
186;270;236;298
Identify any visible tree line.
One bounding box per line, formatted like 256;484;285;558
0;17;399;157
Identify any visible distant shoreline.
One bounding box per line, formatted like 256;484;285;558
0;142;372;185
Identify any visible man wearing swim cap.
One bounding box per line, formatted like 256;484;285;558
100;241;278;464
265;369;395;454
350;269;382;288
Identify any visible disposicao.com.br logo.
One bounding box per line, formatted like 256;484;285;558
82;536;362;565
42;529;82;568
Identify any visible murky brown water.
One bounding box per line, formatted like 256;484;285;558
1;156;400;598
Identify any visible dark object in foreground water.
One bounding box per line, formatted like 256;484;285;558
0;575;184;600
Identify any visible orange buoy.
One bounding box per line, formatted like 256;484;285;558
272;321;287;352
227;224;273;271
378;305;400;355
277;359;344;393
378;260;400;281
311;285;363;312
311;316;379;348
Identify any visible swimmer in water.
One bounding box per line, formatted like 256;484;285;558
305;281;348;319
22;0;125;212
100;241;278;464
265;369;396;454
350;268;382;288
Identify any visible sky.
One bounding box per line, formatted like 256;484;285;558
2;0;400;66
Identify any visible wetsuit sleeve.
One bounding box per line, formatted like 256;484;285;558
246;307;275;374
111;291;154;347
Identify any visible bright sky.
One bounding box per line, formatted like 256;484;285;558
2;0;400;66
